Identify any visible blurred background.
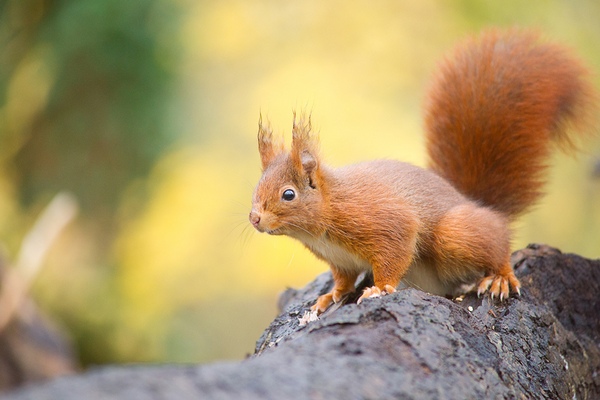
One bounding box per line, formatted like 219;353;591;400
0;0;599;375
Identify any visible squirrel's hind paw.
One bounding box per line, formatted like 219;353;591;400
477;270;521;301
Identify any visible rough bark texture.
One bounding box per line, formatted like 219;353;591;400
2;244;599;400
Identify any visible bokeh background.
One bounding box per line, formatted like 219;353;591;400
1;0;599;366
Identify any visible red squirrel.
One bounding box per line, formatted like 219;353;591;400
249;29;598;314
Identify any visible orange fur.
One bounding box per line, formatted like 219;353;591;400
424;29;598;218
250;29;598;314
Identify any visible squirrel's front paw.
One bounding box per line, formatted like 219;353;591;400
311;287;354;314
357;285;396;304
311;293;334;314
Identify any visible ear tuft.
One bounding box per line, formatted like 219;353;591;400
291;110;320;184
291;111;313;147
258;113;284;170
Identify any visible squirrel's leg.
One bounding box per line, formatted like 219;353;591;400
311;267;358;314
357;238;417;304
433;203;521;300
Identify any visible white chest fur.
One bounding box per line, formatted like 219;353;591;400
297;234;372;274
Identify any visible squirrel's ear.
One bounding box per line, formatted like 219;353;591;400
291;111;320;184
300;151;317;175
257;113;284;170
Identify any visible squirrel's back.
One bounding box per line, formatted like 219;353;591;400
424;29;598;218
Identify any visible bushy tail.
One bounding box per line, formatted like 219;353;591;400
424;29;597;219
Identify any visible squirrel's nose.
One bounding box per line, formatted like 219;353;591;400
249;211;261;227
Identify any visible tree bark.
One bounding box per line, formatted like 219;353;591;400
2;244;599;400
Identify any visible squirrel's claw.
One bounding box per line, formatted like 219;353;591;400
477;276;494;297
311;293;334;314
357;285;396;305
476;270;521;302
357;286;381;304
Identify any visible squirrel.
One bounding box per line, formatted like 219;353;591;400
249;29;598;314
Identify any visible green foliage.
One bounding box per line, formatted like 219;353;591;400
1;0;180;215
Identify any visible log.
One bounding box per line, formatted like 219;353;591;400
2;244;599;400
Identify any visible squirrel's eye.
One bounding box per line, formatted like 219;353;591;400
282;189;296;201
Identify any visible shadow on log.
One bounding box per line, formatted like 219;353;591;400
2;244;599;399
